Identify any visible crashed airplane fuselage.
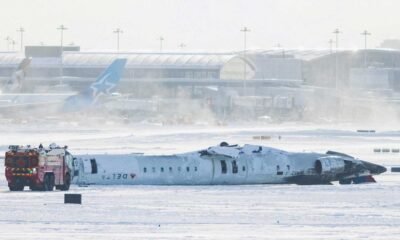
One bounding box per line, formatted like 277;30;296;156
74;143;386;185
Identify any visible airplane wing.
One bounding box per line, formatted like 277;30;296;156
0;93;73;110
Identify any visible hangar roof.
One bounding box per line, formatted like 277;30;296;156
63;52;236;69
247;49;336;61
2;49;400;70
247;48;400;61
0;52;24;66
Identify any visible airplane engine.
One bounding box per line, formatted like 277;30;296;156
315;157;345;175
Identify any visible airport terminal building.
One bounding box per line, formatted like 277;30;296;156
1;46;400;121
1;46;400;91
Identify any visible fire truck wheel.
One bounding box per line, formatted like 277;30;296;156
44;174;55;191
60;174;71;191
9;184;24;191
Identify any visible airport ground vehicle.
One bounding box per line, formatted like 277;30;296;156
4;144;74;191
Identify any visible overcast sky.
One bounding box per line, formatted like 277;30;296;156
1;0;399;52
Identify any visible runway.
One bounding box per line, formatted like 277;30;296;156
0;122;399;239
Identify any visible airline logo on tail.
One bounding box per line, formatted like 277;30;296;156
63;58;127;111
88;58;127;100
90;72;113;97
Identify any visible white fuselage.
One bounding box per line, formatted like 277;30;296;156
73;145;332;185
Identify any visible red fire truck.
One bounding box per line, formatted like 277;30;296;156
4;143;74;191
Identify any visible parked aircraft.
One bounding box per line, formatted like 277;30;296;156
62;58;127;111
73;143;386;185
0;58;127;113
1;57;31;93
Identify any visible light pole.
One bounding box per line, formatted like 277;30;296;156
113;28;123;52
333;28;341;90
158;36;164;52
361;30;371;68
17;27;25;53
240;27;250;95
240;27;251;81
57;24;68;80
57;24;68;49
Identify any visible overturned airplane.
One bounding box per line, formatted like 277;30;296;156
73;143;386;185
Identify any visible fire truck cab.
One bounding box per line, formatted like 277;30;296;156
4;143;74;191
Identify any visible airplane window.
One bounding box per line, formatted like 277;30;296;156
232;161;238;174
242;166;246;171
152;167;156;173
169;167;173;172
161;167;164;172
144;167;147;173
276;165;283;175
90;159;97;174
186;167;190;172
221;160;227;174
194;166;198;172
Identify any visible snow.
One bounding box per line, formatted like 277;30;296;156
0;122;400;239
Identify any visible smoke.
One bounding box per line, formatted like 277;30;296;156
338;89;400;128
301;86;400;128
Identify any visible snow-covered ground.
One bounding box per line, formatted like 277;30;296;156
0;122;400;239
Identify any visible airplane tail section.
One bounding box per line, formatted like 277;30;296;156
2;57;31;93
83;58;127;98
63;58;127;111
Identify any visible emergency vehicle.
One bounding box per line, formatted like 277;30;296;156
4;143;74;191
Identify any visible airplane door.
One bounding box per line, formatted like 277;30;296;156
77;157;98;185
211;156;247;184
211;156;230;184
230;158;247;184
83;158;92;174
72;157;89;185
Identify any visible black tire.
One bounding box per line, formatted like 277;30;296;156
50;175;55;188
44;174;55;191
43;175;50;191
30;186;40;191
59;174;70;191
9;184;24;191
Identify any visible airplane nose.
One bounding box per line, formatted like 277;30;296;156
361;160;387;174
